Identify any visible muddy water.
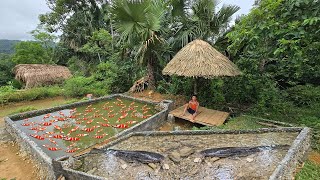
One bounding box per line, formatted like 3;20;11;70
14;97;158;159
76;132;298;179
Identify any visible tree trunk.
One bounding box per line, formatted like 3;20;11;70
193;78;197;95
147;59;156;90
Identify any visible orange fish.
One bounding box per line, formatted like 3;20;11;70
57;117;65;121
126;121;137;125
42;145;61;151
76;133;88;137
42;122;52;126
21;123;32;126
86;119;94;124
94;134;107;139
82;127;94;132
52;134;64;139
113;124;129;129
48;138;58;145
64;137;80;141
45;131;55;135
54;125;63;131
43;114;51;119
65;148;80;153
30;134;45;140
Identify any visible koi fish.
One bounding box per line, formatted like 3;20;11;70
23;118;29;121
48;138;58;145
94;134;107;139
42;145;61;151
57;117;65;121
36;127;47;132
126;121;137;125
86;119;94;124
83;117;88;121
21;123;32;126
85;109;93;113
108;114;115;118
101;117;109;122
41;122;52;126
51;134;64;139
54;125;63;132
58;111;65;116
64;137;80;141
29;127;38;131
45;131;55;135
69;115;76;119
76;133;88;137
119;113;128;119
113;124;129;129
43;114;51;119
97;128;104;133
99;123;111;127
82;127;94;132
30;134;45;140
49;119;58;123
65;148;80;153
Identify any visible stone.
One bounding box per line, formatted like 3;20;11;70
207;162;212;167
163;164;170;170
121;164;128;169
193;158;202;163
179;147;194;157
73;160;83;169
169;151;181;163
211;157;220;162
167;114;175;123
87;167;97;174
246;157;254;162
148;163;157;170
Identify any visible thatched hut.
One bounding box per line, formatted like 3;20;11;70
13;64;72;88
162;39;241;93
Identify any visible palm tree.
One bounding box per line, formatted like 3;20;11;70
170;0;240;47
111;0;166;90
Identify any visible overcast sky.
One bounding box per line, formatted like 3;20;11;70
0;0;255;40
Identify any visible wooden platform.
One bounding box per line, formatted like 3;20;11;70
169;106;229;126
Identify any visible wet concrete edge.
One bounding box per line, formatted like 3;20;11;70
56;127;309;180
269;127;311;180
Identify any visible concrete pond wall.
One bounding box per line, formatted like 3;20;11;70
5;94;173;180
54;127;311;180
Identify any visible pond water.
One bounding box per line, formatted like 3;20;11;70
14;97;158;159
75;132;299;179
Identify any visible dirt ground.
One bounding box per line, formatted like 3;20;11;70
308;151;320;165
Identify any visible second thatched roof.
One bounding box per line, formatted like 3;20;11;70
162;39;241;78
13;64;72;88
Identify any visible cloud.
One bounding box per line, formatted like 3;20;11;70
0;0;255;40
0;0;50;40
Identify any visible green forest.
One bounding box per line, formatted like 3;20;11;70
0;0;319;177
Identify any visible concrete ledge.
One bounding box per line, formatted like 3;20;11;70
5;94;173;180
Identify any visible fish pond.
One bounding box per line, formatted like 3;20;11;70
14;97;158;159
69;130;307;179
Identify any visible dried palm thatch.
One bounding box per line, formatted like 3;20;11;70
162;39;241;78
13;64;72;88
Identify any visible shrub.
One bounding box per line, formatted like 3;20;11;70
63;76;110;98
0;86;63;104
286;85;320;107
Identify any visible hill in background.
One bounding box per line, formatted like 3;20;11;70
0;39;20;54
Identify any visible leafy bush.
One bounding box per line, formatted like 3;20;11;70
0;86;63;104
63;75;110;98
286;85;320;107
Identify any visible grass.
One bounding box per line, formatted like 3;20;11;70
295;161;320;179
8;106;38;115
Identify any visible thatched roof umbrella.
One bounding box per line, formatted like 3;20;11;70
162;39;241;94
13;64;72;88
